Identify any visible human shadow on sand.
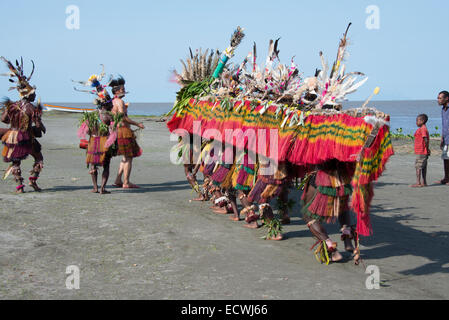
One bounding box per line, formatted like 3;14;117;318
357;203;449;277
44;180;191;193
275;189;449;277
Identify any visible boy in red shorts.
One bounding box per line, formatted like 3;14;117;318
411;114;431;187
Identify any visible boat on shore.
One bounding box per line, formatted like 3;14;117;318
43;104;96;113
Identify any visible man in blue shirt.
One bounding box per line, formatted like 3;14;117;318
437;91;449;184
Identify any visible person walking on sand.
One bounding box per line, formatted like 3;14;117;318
435;91;449;185
411;114;430;187
109;76;145;189
1;56;45;193
73;68;116;195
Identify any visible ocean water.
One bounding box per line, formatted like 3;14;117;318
47;100;443;135
342;100;442;135
45;102;173;117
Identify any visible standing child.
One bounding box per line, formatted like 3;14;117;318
411;114;431;187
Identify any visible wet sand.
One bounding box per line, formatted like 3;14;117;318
0;113;448;299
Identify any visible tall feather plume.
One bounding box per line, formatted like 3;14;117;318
253;42;257;72
180;59;188;79
273;38;281;60
174;48;223;84
201;49;208;79
230;26;245;48
192;49;199;80
212;50;221;74
28;60;35;81
1;56;20;79
186;57;193;80
330;22;351;79
206;49;214;76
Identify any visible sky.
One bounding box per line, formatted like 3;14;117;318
0;0;448;103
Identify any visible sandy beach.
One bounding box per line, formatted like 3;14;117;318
0;112;448;300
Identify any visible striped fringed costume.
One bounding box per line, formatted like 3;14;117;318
231;151;257;192
117;126;142;158
241;162;290;236
301;164;353;223
248;162;290;205
2;128;32;162
1;102;33;163
209;147;236;208
197;140;216;197
86;136;109;166
1;99;45;192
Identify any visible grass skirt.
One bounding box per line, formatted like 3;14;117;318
1;129;32;162
117;127;142;158
86;136;109;166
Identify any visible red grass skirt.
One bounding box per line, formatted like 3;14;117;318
86;136;109;166
117;127;142;158
1;129;32;162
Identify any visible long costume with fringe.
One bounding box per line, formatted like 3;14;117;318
1;56;45;192
83;110;116;166
2;101;36;162
116;123;142;158
167;24;394;262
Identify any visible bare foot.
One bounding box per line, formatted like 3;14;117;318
266;233;283;241
212;207;227;214
91;188;99;193
123;183;140;189
16;188;25;194
29;179;42;192
192;195;205;201
100;189;111;194
410;184;423;188
330;251;343;262
243;221;260;229
353;249;361;265
229;216;240;221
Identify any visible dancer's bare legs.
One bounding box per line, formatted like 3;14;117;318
100;156;111;194
89;165;99;193
114;158;125;187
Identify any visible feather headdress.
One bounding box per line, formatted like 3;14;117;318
72;65;112;109
174;48;221;85
169;24;368;115
0;56;36;98
109;75;126;92
308;23;368;109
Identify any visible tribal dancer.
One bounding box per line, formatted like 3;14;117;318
74;66;115;194
167;25;394;251
1;56;45;193
301;160;358;264
109;76;144;189
176;133;205;201
244;161;291;240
